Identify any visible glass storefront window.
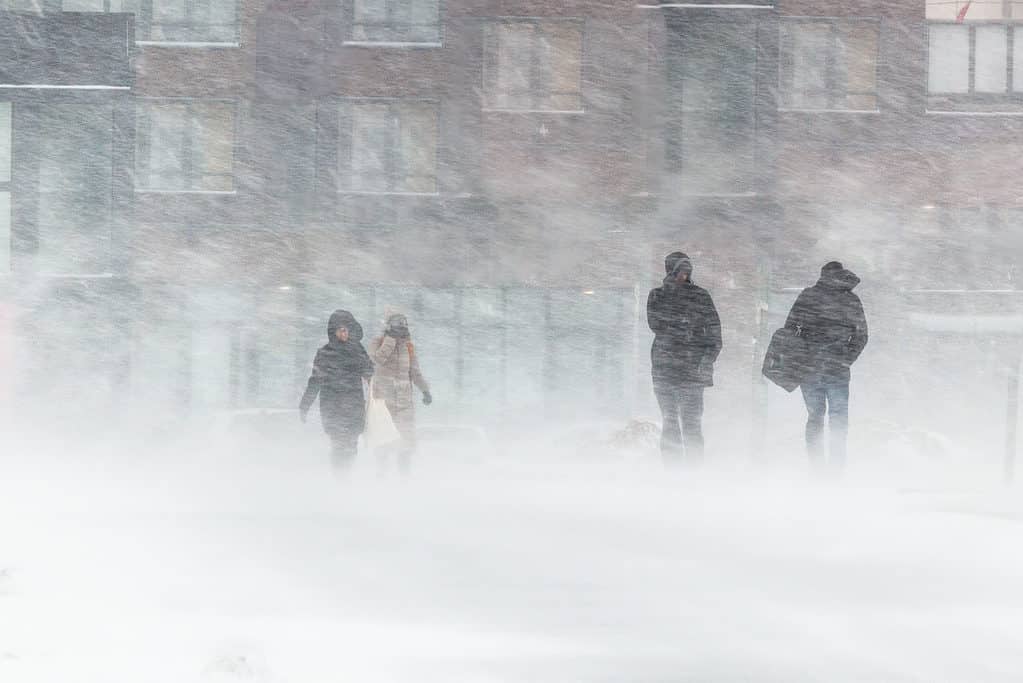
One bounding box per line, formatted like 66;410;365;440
36;103;113;274
504;288;546;413
0;103;10;184
1015;31;1023;92
460;288;502;327
460;288;504;419
132;319;188;415
191;326;232;411
412;287;457;419
373;285;419;328
305;284;375;339
461;331;502;418
0;103;8;274
286;285;636;426
546;289;626;416
0;193;9;275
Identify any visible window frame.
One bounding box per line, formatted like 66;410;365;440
927;21;1023;100
132;0;240;47
0;102;10;274
337;97;441;196
134;98;238;194
482;17;585;114
0;102;10;191
59;0;124;11
341;0;443;47
0;0;46;11
664;19;759;196
778;17;881;112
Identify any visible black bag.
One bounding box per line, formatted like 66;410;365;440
762;327;811;393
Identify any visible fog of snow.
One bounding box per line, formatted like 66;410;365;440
2;0;1023;681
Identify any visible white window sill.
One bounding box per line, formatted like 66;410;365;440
778;108;880;114
483;108;585;115
342;41;442;48
926;109;1023;116
0;84;130;90
906;289;1022;294
682;191;760;199
135;189;237;195
637;3;775;8
136;41;240;48
340;190;440;197
38;272;116;279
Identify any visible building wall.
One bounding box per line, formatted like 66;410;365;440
0;1;1020;438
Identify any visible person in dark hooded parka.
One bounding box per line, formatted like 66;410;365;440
784;261;868;469
647;252;722;464
300;310;374;469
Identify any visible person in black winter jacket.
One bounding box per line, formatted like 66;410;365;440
300;309;374;469
784;261;868;469
647;252;722;464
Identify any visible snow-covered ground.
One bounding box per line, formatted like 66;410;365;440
2;432;1022;683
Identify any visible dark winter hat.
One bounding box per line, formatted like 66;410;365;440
821;261;844;276
665;252;693;277
818;261;860;290
327;309;363;343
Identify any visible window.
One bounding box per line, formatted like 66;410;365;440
136;101;235;192
780;20;879;110
458;288;504;416
125;0;237;44
348;0;440;44
0;103;9;274
61;0;126;10
0;0;42;11
545;289;627;415
483;20;583;112
668;21;756;194
36;104;114;274
928;23;1023;95
926;1;1023;21
339;101;438;194
0;103;10;185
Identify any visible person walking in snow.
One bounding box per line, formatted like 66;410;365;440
784;261;868;470
647;252;722;465
370;312;432;474
300;310;374;470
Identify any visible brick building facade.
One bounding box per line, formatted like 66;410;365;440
0;0;1019;442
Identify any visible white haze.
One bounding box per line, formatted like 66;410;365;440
2;1;1023;681
3;436;1023;683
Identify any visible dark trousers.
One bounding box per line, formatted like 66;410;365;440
329;431;359;471
801;380;849;468
654;382;705;464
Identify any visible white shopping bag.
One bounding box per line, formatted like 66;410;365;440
363;380;401;450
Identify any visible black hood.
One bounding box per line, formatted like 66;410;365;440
817;262;860;291
663;252;693;285
327;309;364;343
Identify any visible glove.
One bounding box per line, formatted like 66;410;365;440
422;391;433;406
